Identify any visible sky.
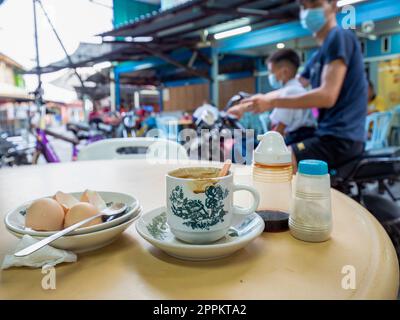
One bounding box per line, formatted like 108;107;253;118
0;0;113;102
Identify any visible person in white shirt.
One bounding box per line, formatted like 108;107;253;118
267;49;316;145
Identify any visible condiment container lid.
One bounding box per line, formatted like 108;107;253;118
257;210;289;232
298;160;328;176
254;132;291;165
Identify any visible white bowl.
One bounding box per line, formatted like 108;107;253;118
6;208;141;253
4;191;140;236
136;207;265;261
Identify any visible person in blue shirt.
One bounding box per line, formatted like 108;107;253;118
228;0;368;171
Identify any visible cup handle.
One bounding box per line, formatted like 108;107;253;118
232;184;260;215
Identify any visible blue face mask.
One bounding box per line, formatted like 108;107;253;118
300;8;326;33
268;73;283;89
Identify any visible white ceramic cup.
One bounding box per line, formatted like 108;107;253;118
166;167;260;244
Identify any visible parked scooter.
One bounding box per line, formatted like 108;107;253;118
89;110;122;138
0;133;34;167
120;111;137;138
190;102;249;163
331;148;400;258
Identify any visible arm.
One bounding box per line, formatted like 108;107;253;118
298;75;310;88
227;89;285;119
239;59;347;113
272;59;347;109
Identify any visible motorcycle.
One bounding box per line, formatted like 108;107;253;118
0;133;35;167
331;147;400;258
89;111;122;139
189;103;251;163
120;111;137;138
226;91;400;258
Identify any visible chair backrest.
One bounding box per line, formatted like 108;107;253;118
365;111;393;151
389;105;400;146
155;116;178;141
77;137;188;161
392;105;400;125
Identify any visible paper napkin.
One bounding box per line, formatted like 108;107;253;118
2;234;77;269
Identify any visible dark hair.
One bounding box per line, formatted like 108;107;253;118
368;79;376;100
267;49;301;70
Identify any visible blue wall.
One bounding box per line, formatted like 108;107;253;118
364;34;400;58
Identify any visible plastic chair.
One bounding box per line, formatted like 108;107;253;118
365;111;393;151
389;105;400;146
77;137;189;161
155;116;178;141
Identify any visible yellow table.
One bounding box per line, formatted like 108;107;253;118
0;160;398;299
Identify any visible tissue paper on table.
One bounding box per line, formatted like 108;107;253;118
2;234;77;269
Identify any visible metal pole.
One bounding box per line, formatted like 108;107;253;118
36;0;89;120
110;68;116;112
158;86;164;112
210;47;219;106
32;0;43;107
36;0;86;91
255;57;265;93
114;70;121;111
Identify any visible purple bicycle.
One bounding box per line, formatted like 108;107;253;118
32;123;104;164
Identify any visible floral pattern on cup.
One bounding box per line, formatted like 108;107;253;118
146;212;168;240
169;185;229;231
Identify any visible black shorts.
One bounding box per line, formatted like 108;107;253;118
291;135;365;169
285;127;316;145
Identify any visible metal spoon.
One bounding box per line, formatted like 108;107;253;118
228;216;259;237
14;202;127;257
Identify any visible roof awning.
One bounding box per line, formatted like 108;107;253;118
25;42;148;74
25;40;202;75
26;1;299;78
101;0;299;40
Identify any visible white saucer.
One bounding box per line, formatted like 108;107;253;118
4;191;140;237
136;207;265;261
7;207;142;253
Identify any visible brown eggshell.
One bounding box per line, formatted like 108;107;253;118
64;202;102;229
54;191;79;214
80;190;106;211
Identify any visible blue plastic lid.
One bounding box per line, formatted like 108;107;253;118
298;160;328;176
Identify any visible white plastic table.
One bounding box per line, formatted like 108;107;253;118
0;160;398;299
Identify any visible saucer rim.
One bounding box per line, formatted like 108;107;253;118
136;206;264;249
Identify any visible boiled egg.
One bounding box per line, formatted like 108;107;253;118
25;198;65;231
64;202;102;229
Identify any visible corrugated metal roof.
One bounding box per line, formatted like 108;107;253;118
101;0;298;39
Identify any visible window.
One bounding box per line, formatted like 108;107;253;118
381;36;391;54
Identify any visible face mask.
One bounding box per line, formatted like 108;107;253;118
300;8;326;33
268;73;283;89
